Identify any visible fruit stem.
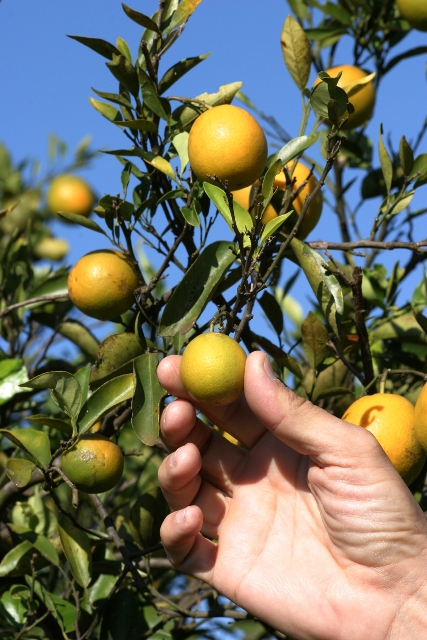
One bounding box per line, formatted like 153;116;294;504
379;368;390;394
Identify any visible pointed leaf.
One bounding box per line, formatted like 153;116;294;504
0;541;33;578
181;205;200;226
132;354;166;445
172;81;243;130
172;131;189;176
8;525;59;566
301;311;330;369
58;516;92;588
89;97;123;122
378;124;393;194
204;182;253;242
28;414;72;437
167;0;203;31
159;241;236;336
89;333;145;390
5;459;36;488
106;54;139;97
92;87;133;108
141;151;176;180
399;135;414;176
159;53;210;95
390;190;415;215
116;118;158;132
262;158;282;203
413;308;427;335
57;211;108;234
281;15;311;90
121;4;160;32
30;580;77;636
78;374;135;434
0;360;29;406
67;35;120;60
258;291;283;336
274;133;320;166
384;46;427;74
310;75;348;120
0;428;51;469
291;238;343;336
130;486;169;547
138;69;171;120
24;372;82;422
260;212;292;246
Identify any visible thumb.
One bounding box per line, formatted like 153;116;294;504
245;352;385;469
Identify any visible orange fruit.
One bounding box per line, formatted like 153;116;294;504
61;434;124;493
313;64;376;130
342;393;425;485
47;174;94;218
33;236;69;261
414;382;427;452
68;249;139;321
232;161;323;240
396;0;427;31
188;104;268;191
181;333;246;406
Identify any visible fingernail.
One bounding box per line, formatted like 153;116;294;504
169;451;177;467
264;356;277;380
175;508;187;524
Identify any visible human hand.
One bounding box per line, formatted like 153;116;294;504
157;351;427;640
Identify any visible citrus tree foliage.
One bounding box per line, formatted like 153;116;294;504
1;0;427;638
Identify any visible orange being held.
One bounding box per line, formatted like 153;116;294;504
313;64;376;130
188;104;268;191
342;393;425;485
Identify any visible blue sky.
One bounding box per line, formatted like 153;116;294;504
2;0;427;341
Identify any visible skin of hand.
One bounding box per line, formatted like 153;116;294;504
157;351;427;640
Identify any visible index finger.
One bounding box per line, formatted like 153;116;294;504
157;355;267;448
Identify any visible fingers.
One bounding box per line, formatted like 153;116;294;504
157;356;267;448
244;351;389;469
160;506;217;582
158;442;229;538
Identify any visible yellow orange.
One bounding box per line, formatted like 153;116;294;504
396;0;427;31
68;249;139;321
181;333;246;406
61;434;124;493
47;174;94;218
188;104;268;191
342;393;425;485
414;382;427;452
313;64;376;130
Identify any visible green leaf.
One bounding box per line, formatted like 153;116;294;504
106;54;139;97
413;308;427;335
24;372;82;422
260;212;292;246
0;541;33;578
121;4;160;32
58;516;92;588
0;428;51;469
138;69;171;121
383;46;427;74
262;158;282;203
57;211;108;234
159;241;236;336
0;360;29;406
78;374;135;434
258;291;283;336
390;190;415;215
89;97;123;122
116;118;158;132
410;153;427;184
140;151;176;180
28;414;72;436
5;459;36;488
159;53;210;95
172;131;189;176
130;486;169;547
204;182;253;242
1;587;29;626
310;73;348;120
171;81;243;130
33;315;99;361
378;124;393;194
301;311;330;369
30;580;77;636
116;36;132;63
181;205;200;226
274;134;320;165
291;238;343;336
99;589;147;640
167;0;203;31
281;15;311;90
399;135;414;176
287;0;308;19
89;333;145;390
67;35;120;60
91;87;133;108
132;354;166;446
9;525;59;566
